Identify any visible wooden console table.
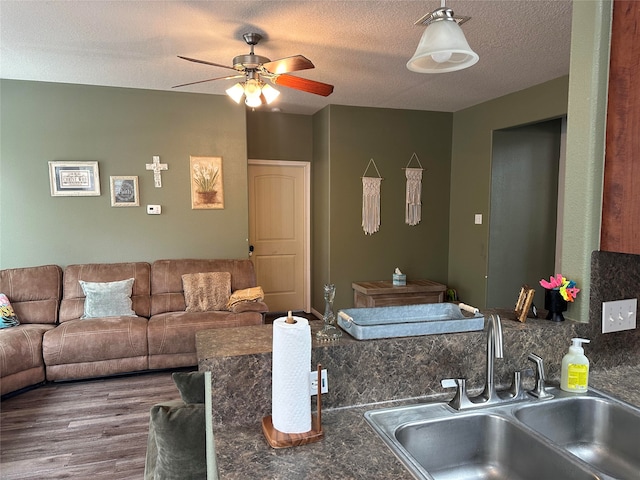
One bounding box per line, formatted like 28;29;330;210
352;279;447;307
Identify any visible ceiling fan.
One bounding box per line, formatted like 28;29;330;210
173;33;334;107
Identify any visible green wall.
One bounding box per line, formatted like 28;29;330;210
246;105;453;312
311;107;331;311
559;0;610;323
448;76;570;309
448;0;611;322
246;111;313;161
0;80;249;268
318;105;453;310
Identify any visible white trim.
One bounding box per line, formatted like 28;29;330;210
248;159;311;313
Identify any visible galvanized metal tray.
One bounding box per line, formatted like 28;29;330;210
337;303;484;340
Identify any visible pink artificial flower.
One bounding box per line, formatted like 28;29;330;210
539;274;564;289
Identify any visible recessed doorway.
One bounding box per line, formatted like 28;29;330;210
248;160;310;313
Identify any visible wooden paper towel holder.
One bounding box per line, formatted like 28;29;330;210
262;363;324;448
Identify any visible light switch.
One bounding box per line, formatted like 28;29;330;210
474;214;483;225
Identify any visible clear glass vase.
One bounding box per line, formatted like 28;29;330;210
316;283;342;340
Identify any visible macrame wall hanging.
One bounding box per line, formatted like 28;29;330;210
362;158;382;235
404;153;424;226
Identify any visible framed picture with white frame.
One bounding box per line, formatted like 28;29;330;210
48;161;101;196
110;176;140;207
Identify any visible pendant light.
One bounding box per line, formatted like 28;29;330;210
407;1;479;73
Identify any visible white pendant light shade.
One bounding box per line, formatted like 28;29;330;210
226;83;245;103
261;84;280;104
244;95;262;108
407;14;479;73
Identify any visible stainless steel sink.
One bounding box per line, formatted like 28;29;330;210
514;396;640;479
395;413;596;480
365;387;640;480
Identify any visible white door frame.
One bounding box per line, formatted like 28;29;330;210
248;159;311;313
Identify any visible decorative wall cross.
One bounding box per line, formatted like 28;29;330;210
146;155;168;188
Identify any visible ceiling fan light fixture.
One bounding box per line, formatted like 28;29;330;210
226;79;280;107
407;7;479;73
226;83;245;103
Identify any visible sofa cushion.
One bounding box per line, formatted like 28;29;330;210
60;263;151;322
147;311;263;370
0;265;62;325
80;278;136;318
172;371;206;404
43;316;148;367
0;293;20;328
150;259;259;316
182;272;230;312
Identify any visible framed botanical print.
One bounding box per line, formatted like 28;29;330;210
48;161;101;196
190;156;224;209
110;176;139;207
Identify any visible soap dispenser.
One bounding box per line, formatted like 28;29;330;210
560;338;591;393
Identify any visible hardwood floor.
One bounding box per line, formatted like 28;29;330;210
0;370;192;479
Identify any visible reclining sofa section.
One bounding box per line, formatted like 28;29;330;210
1;259;268;394
148;259;267;370
0;265;62;396
43;262;151;382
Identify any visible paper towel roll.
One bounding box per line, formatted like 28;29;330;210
272;316;311;434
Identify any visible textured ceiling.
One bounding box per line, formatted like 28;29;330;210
0;0;573;115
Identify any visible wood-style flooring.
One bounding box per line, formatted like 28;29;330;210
0;370;190;479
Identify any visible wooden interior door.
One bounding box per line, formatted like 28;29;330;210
248;160;310;313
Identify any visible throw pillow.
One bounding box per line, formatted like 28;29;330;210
147;402;206;480
79;278;136;318
0;293;20;328
182;272;231;312
172;371;206;404
226;286;264;310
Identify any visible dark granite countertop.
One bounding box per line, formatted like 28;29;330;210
214;364;640;479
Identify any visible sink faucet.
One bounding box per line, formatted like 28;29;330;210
470;314;504;405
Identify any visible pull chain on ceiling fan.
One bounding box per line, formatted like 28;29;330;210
173;33;334;107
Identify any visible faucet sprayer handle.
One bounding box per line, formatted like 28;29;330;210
528;353;546;380
527;353;554;400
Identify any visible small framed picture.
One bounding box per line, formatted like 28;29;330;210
515;285;535;323
110;176;140;207
48;161;101;196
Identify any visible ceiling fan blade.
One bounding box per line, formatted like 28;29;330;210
272;74;334;97
263;55;315;74
177;55;237;71
172;74;244;89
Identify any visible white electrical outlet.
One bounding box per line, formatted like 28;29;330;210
309;369;328;396
602;298;637;333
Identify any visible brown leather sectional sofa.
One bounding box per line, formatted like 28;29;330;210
0;259;267;396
